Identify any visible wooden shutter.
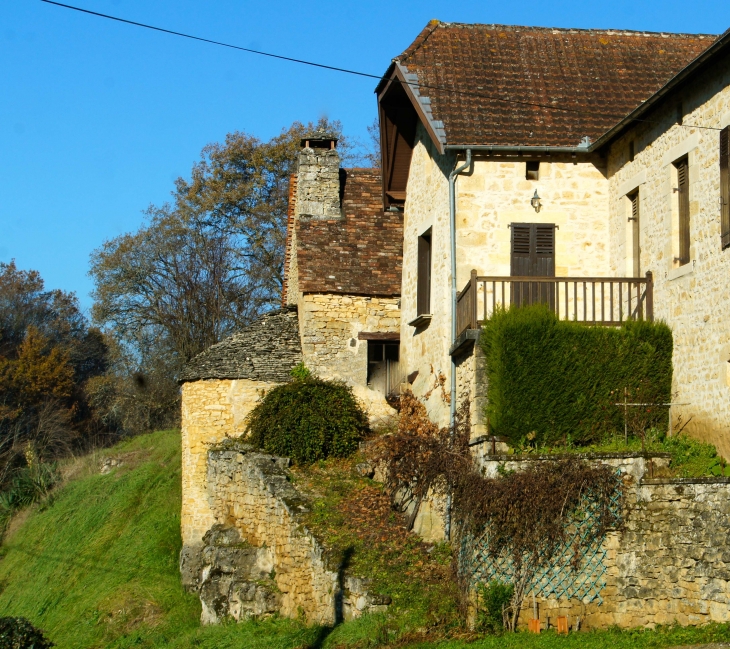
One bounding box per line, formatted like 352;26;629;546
417;232;431;315
510;224;555;277
721;126;730;250
677;158;690;265
629;190;640;276
511;224;555;308
510;224;532;277
534;224;556;278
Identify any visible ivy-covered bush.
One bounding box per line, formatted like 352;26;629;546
481;304;672;447
475;580;514;633
0;617;54;649
245;375;368;464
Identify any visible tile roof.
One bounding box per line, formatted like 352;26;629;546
391;21;716;148
179;308;302;383
295;168;403;296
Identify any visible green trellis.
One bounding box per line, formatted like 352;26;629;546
459;474;623;605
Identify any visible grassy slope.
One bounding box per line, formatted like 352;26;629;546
0;430;728;649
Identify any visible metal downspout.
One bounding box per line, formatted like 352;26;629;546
445;148;472;540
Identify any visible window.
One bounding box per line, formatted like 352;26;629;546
367;342;400;395
367;341;400;363
417;229;432;315
627;190;640;276
526;161;540;181
674;156;690;266
721;126;730;250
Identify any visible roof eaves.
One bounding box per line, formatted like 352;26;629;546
394;62;447;154
374;61;397;96
590;27;730;151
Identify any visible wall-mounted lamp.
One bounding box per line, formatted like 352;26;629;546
530;189;542;213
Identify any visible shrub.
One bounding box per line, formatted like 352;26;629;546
475;580;513;634
371;397;623;632
0;463;58;533
481;304;672;447
245;376;368;464
0;617;54;649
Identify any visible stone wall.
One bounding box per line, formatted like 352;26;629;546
296;146;341;220
180;379;274;553
465;452;730;630
298;292;400;424
454;341;488;437
606;52;730;458
400;123;612;429
197;441;389;625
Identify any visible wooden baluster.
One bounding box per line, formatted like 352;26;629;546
646;271;654;322
470;270;477;329
628;281;633;320
608;281;614;324
619;282;623;322
591;281;596;324
601;282;605;323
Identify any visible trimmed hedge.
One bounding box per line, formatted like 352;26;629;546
245;377;368;464
480;305;673;447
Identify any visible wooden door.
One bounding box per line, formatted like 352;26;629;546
510;223;556;308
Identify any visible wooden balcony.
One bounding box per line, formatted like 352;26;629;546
455;271;654;340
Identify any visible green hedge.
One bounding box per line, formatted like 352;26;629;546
480;305;673;447
245;376;368;464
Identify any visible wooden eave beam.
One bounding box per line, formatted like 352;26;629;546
376;64;447;157
393;62;446;156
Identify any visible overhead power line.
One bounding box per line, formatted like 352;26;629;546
41;0;722;133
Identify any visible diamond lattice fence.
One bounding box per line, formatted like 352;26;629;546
459;474;623;605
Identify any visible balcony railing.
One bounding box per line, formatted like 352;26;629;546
456;271;654;338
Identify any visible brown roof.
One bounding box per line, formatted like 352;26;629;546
385;21;716;148
295;168;402;296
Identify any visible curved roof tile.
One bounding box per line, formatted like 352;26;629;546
389;22;717;148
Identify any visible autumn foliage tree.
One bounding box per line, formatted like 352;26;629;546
90;118;358;368
87;118;369;432
0;261;108;490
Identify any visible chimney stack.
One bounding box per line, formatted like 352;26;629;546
296;128;341;220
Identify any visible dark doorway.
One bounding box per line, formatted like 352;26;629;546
510;223;556;309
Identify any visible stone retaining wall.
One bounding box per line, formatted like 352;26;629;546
181;379;273;551
190;441;389;625
466;452;730;629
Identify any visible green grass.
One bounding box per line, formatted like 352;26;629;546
510;431;729;478
0;429;728;648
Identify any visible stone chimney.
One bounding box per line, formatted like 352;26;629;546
296;129;341;220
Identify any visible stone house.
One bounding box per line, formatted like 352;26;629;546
376;21;730;457
281;132;404;417
176;20;730;629
178;133;404;575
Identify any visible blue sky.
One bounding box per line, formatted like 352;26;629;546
2;1;729;313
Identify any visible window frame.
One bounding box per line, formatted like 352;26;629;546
416;228;432;316
721;126;730;250
674;156;691;267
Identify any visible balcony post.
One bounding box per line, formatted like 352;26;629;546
645;271;654;322
470;269;478;329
